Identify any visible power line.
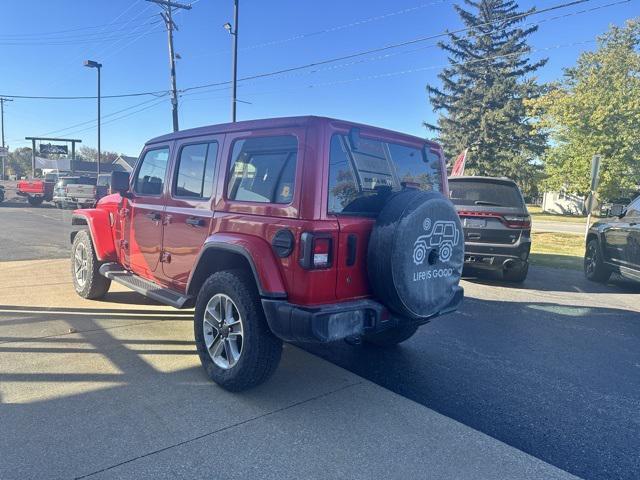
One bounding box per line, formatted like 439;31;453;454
0;16;158;39
180;0;612;94
190;0;453;59
0;0;625;102
0;24;165;46
35;94;171;137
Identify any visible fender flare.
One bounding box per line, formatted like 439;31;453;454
187;233;287;299
71;210;117;262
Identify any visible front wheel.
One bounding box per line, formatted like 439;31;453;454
584;239;611;283
194;270;282;392
27;196;43;207
364;324;419;347
71;230;111;299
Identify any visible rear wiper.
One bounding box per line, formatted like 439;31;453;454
474;200;503;207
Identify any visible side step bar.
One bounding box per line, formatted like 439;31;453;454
99;263;192;309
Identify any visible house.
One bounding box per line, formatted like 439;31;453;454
542;190;602;215
113;155;137;173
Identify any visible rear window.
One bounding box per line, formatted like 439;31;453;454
57;178;79;187
449;180;524;207
328;134;443;216
226;135;297;204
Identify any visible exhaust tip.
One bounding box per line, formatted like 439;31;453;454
503;259;517;270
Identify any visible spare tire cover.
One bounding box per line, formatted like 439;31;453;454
367;189;463;319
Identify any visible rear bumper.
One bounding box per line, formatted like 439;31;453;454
464;239;531;271
262;286;463;343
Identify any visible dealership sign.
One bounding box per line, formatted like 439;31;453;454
40;143;68;155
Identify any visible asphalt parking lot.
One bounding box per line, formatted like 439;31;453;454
0;185;74;261
2;201;639;480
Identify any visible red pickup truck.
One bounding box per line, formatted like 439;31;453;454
70;116;464;391
17;173;58;206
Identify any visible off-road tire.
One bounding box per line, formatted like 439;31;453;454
584;239;611;283
503;262;529;283
194;270;283;392
364;324;419;347
27;196;43;207
71;230;111;299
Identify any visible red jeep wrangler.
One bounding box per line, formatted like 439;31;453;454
70;116;464;391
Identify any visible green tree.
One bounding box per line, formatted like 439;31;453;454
77;146;119;165
6;147;33;178
426;0;547;185
528;19;640;200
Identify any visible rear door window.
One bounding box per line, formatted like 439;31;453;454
449;181;524;208
173;142;219;199
226;136;297;204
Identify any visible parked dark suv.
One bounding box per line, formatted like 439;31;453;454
448;176;531;282
585;195;640;283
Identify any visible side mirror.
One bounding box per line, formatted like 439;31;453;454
111;171;131;197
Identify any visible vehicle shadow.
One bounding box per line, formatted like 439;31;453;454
463;264;640;294
0;305;193;332
0;303;357;479
299;296;640;480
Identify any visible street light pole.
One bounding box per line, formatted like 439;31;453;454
0;97;13;180
225;0;239;122
84;60;102;175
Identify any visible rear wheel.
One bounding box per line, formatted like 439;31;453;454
194;270;282;391
71;230;111;299
364;324;419;347
584;239;611;283
503;262;529;283
27;196;43;207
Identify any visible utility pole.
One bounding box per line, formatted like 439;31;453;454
224;0;239;122
0;97;13;181
147;0;192;132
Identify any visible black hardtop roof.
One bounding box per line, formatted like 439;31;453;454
146;115;440;149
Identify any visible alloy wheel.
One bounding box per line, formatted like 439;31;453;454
74;243;88;287
203;294;244;369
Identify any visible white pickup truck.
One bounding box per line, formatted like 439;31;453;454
53;176;97;209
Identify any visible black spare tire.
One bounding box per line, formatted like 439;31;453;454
367;189;463;319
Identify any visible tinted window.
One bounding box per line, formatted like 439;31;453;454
449;180;524;208
97;176;110;187
227;136;297;204
134;148;170;196
328;134;442;215
174;142;218;199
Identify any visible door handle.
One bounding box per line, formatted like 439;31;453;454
186;217;205;227
146;212;162;222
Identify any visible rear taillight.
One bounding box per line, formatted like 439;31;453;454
299;233;333;269
503;214;531;229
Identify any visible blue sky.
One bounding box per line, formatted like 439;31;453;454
1;0;637;156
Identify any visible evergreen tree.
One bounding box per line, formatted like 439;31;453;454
426;0;547;182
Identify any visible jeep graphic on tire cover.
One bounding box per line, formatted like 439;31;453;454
367;189;463;319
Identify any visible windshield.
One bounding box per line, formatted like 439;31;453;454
328;134;443;216
449;180;524;208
